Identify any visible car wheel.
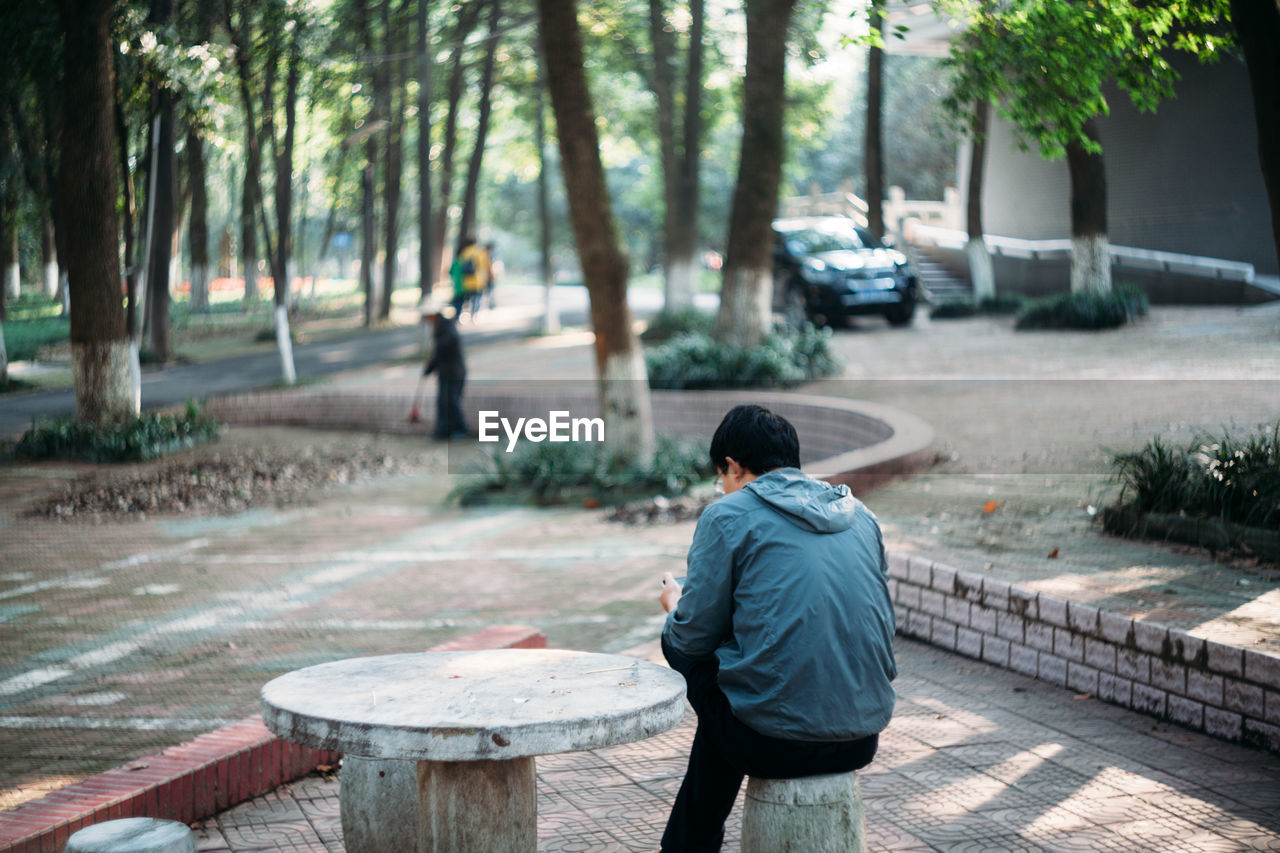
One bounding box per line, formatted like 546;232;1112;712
885;296;916;327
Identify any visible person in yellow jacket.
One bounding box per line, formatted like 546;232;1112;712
457;236;490;320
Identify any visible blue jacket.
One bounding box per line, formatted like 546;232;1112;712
663;468;897;741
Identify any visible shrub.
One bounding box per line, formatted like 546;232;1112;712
1109;423;1280;530
929;294;1026;321
13;400;222;463
1015;283;1148;331
645;324;841;390
640;307;716;343
456;434;715;506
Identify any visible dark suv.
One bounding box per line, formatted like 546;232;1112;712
772;216;919;327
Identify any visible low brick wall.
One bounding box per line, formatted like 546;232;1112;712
0;625;547;853
887;552;1280;754
205;387;935;492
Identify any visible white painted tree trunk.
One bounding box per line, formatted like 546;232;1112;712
715;266;772;348
189;264;209;313
43;262;59;298
274;304;297;385
601;347;655;470
964;238;995;301
665;258;696;310
541;281;559;334
128;339;142;413
72;339;137;423
1070;234;1111;294
59;271;70;314
4;262;19;300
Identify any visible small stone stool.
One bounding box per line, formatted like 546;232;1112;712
740;772;866;853
65;818;196;853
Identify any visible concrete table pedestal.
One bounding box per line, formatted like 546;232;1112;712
262;649;686;853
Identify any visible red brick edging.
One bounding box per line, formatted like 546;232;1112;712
0;625;547;853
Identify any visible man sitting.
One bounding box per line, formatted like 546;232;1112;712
658;404;897;852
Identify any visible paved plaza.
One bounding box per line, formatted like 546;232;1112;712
3;287;1280;850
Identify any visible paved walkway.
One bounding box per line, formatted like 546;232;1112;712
3;288;1280;850
196;638;1280;852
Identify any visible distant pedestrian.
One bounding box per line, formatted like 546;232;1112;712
457;236;489;320
448;238;470;318
420;299;467;440
484;242;501;310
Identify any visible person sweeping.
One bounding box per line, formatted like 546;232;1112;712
419;299;468;440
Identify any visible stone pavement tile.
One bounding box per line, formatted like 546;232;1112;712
865;818;938;851
1199;781;1280;811
608;756;687;785
537;765;636;795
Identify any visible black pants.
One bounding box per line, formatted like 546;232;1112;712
660;635;879;852
433;377;467;438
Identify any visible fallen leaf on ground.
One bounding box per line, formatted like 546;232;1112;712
1048;547;1060;558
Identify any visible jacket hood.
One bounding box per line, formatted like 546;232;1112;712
742;467;863;533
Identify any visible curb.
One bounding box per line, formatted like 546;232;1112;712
0;625;547;853
888;551;1280;754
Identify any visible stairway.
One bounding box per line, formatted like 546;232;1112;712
911;246;972;304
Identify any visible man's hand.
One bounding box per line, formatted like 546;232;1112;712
659;572;682;614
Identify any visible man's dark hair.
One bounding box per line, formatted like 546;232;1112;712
709;405;800;475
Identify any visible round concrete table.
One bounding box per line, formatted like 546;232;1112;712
260;649;686;852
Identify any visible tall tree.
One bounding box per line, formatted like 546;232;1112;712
538;0;655;468
964;99;994;299
864;0;885;239
1230;0;1280;271
714;0;798;348
228;0;263;304
460;0;501;241
57;0;134;424
668;0;704;308
416;0;433;298
380;0;406;320
534;29;558;333
430;1;483;285
942;0;1233;294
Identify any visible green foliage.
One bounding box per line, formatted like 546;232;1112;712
13;401;222;463
1110;425;1280;529
456;435;715;506
929;294;1026;320
1014;284;1148;331
640;307;716;343
940;0;1234;159
2;315;69;362
645;324;842;390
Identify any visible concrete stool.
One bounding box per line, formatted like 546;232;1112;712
65;818;196;853
740;772;866;853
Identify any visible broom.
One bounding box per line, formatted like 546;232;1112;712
409;374;427;423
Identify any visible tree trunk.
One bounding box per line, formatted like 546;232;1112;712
965;99;994;300
865;1;885;240
188;129;210;312
668;0;704;309
147;86;175;362
41;219;58;298
649;0;681;308
1065;116;1110;294
416;0;433;298
431;6;482;285
361;163;377;326
274;32;301;312
1230;0;1280;272
57;0;133;425
381;0;405;320
230;0;263;304
538;0;655;468
114;84;143;340
460;0;501;241
715;0;797;348
534;36;558;333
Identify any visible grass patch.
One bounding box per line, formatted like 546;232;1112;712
1015;283;1148;331
1108;423;1280;530
640;306;716;343
3;316;71;361
12;400;222;463
454;435;714;506
645;323;842;390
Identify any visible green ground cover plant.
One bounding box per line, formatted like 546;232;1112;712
455;435;715;506
929;295;1026;320
1108;424;1280;530
643;310;841;389
12;401;222;463
1015;284;1148;331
